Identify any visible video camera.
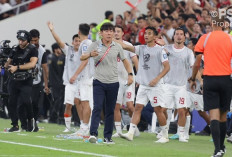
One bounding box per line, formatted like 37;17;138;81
0;40;12;66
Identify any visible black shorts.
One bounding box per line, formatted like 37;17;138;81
203;75;232;111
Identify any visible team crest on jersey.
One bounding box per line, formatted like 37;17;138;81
83;45;87;51
163;54;167;59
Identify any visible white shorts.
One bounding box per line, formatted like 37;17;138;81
136;84;166;108
64;83;79;105
116;82;135;105
75;80;93;102
164;84;187;109
186;92;204;111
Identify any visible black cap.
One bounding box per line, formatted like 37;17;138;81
17;30;31;42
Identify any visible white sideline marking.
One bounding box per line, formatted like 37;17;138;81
0;140;116;157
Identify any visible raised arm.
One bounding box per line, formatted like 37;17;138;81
47;21;65;49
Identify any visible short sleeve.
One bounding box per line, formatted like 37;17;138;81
161;49;169;63
31;47;38;58
188;50;195;67
134;45;140;55
61;44;69;55
41;52;48;64
118;44;125;61
194;34;207;53
86;42;97;54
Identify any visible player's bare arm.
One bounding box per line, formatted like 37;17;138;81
190;53;202;91
47;21;65;49
122;59;133;85
80;50;98;61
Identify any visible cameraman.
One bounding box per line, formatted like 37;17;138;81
4;30;38;132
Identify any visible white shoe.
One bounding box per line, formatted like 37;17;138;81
156;132;162;139
119;132;133;141
155;137;169;143
112;132;120;138
134;127;140;137
81;129;89;137
63;128;70;133
88;136;97;143
179;136;188;142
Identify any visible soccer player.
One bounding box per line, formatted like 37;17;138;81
47;22;82;132
190;15;232;157
113;25;139;137
163;27;195;142
116;26;170;143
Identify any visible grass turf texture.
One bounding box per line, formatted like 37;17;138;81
0;118;231;157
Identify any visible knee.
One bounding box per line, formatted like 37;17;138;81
135;104;144;112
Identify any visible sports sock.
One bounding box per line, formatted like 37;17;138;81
219;122;227;150
184;115;191;137
115;122;122;134
211;120;220;153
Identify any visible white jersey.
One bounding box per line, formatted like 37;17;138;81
33;45;45;85
164;45;195;86
117;41;136;83
62;44;81;85
135;44;168;86
78;39;93;83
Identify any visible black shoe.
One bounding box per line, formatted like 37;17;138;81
103;138;115;144
8;126;19;132
27;118;35;132
195;130;210;136
220;146;226;157
33;123;39;132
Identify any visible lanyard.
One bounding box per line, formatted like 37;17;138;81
95;46;112;67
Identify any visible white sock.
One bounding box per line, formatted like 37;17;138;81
115;122;122;134
184;115;191;137
80;120;83;128
64;117;71;129
128;123;136;135
167;109;173;130
151;112;157;133
82;123;89;131
178;126;185;137
160;125;168;139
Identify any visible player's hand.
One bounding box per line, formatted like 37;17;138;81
69;75;77;84
8;65;17;73
149;77;160;87
156;36;165;46
136;82;140;88
189;77;196;92
127;75;133;86
47;21;54;32
90;51;99;57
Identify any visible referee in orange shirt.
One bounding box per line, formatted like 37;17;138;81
190;15;232;157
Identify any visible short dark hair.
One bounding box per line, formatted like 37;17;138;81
29;29;40;38
51;43;60;52
145;26;158;35
174;27;185;36
179;14;188;22
79;23;90;36
100;23;115;31
152;17;162;23
105;10;113;19
190;38;198;46
90;23;97;27
72;34;79;41
164;16;174;21
137;15;146;21
188;14;197;21
115;25;123;31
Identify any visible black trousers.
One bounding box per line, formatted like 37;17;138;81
7;78;34;127
31;83;43;121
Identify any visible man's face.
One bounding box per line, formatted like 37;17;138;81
101;29;114;42
164;18;171;27
18;39;28;49
114;27;123;40
205;25;212;33
72;37;81;50
144;29;155;43
187;40;194;50
109;14;114;21
138;19;145;29
30;37;39;48
54;48;62;56
174;30;185;44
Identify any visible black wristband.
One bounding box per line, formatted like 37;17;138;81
190;77;195;81
17;65;20;70
128;73;133;76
